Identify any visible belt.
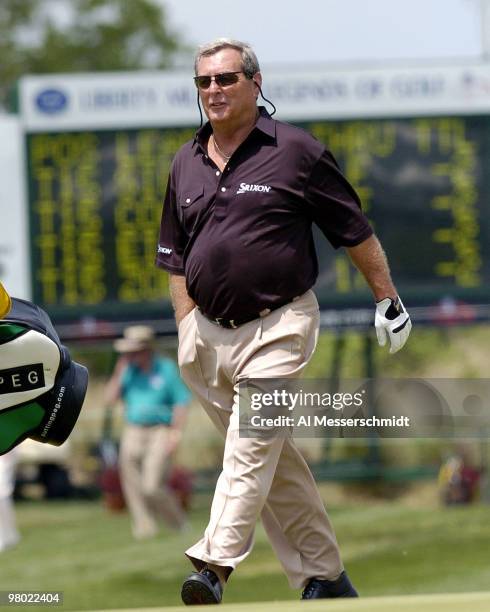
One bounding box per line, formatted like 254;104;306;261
198;297;300;329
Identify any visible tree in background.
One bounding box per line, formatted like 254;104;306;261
0;0;186;110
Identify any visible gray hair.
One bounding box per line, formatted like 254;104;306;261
194;38;260;78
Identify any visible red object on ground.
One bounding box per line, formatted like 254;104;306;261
461;465;481;502
167;465;194;511
99;467;125;512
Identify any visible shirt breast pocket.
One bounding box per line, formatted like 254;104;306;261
178;187;205;233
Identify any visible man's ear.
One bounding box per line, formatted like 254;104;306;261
252;72;262;97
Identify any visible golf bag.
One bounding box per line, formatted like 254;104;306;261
0;297;88;455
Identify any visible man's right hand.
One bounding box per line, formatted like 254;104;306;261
169;275;196;326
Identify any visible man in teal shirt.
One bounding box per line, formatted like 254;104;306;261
105;325;191;539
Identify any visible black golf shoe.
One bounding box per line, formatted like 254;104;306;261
301;571;358;599
181;568;223;605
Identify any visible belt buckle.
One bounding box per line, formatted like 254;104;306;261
215;317;237;329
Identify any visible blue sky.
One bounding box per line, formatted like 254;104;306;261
160;0;482;67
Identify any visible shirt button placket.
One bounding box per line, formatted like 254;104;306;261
215;169;229;221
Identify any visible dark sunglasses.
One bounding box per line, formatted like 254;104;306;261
193;71;244;89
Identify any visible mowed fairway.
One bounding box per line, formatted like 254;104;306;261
0;494;489;610
91;591;490;612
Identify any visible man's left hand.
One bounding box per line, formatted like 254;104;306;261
375;296;411;354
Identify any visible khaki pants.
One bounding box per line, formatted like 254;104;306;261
119;424;185;538
178;290;343;588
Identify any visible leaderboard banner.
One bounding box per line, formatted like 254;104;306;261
18;63;490;324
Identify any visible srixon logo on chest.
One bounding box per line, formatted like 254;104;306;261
0;364;45;395
236;182;272;194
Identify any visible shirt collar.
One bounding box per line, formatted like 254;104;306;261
255;106;277;139
192;106;276;153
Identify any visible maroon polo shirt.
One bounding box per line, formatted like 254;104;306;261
156;107;373;321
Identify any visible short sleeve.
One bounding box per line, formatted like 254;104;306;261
303;149;373;249
155;169;189;275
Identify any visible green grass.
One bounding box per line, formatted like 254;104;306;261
90;592;490;612
1;497;489;611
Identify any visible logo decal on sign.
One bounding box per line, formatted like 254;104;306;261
35;89;68;114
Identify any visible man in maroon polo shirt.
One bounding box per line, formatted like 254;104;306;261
156;38;411;605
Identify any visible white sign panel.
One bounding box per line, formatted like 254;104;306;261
20;71;195;131
19;61;490;132
0;116;30;299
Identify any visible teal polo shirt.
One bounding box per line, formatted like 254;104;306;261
121;356;191;426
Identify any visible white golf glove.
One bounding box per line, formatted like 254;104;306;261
375;296;411;354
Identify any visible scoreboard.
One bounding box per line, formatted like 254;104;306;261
19;66;490;326
306;116;489;308
27;128;195;322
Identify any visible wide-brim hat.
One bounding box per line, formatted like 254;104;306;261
114;325;155;353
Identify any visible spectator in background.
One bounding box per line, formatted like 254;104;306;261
105;325;191;539
0;449;20;552
439;450;481;505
